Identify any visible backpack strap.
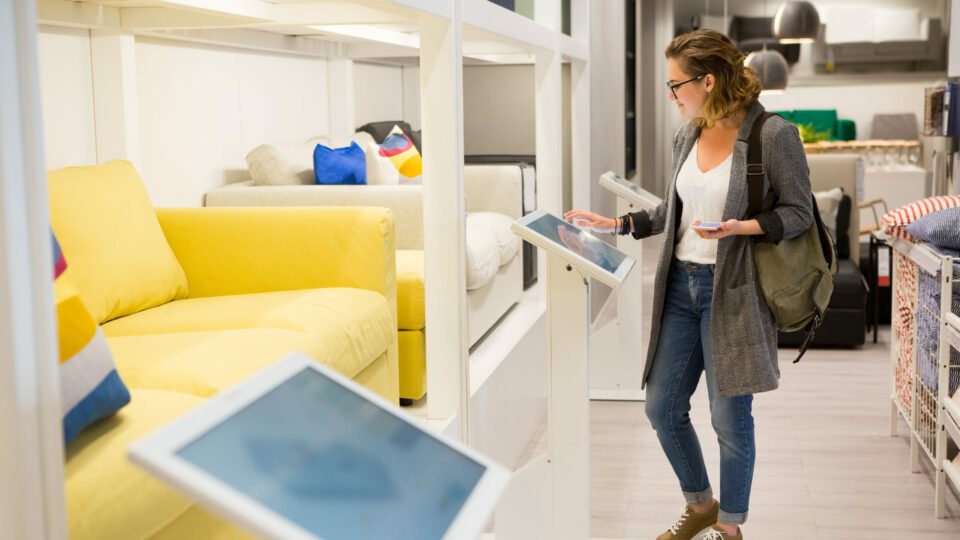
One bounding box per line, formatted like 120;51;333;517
746;111;774;218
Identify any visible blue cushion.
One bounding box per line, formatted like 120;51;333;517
905;207;960;251
313;141;366;185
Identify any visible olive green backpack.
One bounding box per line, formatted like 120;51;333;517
746;112;838;363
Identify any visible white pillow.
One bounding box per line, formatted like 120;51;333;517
245;143;316;186
352;131;399;186
467;212;520;266
813;187;843;241
465;225;501;290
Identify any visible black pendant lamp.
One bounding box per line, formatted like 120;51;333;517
773;1;821;43
745;47;789;93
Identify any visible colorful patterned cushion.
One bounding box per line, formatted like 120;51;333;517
882;195;960;239
379;125;423;181
54;235;131;446
905;206;960;251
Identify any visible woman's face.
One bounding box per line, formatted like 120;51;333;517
666;58;711;119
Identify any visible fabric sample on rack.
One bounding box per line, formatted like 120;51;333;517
882;195;960;240
917;263;960;395
905;207;960;252
894;252;918;414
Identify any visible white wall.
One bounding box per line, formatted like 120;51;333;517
463;65;536;156
136;37;330;207
758;78;944;139
352;62;405;128
36;26;97;171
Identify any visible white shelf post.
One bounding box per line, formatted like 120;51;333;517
419;5;470;440
0;1;67;539
90;29;141;165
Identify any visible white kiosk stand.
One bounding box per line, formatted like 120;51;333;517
496;210;636;539
586;172;664;402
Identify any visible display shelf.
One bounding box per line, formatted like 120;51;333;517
892;238;944;276
889;238;960;517
945;397;960;440
46;0;585;64
944;459;960;495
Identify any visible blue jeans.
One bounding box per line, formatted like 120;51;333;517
644;259;755;525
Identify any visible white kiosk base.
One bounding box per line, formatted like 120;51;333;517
497;209;636;540
495;254;591;539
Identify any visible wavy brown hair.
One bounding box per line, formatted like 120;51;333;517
665;29;761;128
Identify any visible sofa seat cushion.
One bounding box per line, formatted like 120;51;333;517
65;389;203;540
397;250;425;331
102;288;394;384
109;328;336;397
830;259;868;310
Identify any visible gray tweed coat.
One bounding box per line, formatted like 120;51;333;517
626;100;814;398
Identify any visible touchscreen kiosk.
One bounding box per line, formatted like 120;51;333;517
129;354;510;540
511;210;634;288
599;171;663;211
496;210;635;539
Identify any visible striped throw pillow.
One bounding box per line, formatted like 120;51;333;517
54;234;131;445
882;195;960;240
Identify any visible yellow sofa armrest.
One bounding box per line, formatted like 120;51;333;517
156;207;396;311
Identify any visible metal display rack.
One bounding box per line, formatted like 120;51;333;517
889;236;960;517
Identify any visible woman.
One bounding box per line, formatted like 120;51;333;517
565;29;813;540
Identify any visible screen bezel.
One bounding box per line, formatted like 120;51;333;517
128;353;511;540
599;171;663;211
512;209;635;289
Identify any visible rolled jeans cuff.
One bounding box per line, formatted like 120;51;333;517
682;486;713;505
718;509;748;525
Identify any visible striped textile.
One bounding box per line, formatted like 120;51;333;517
882;195;960;240
53;234;130;445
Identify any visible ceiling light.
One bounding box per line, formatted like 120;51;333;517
745;49;789;93
772;1;821;44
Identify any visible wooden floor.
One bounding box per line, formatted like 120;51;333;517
516;327;960;539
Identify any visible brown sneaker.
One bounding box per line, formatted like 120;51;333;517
656;500;719;540
700;524;743;540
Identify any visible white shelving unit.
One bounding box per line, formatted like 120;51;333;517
33;0;590;485
889;236;960;517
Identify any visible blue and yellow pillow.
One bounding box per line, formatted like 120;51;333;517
379;125;423;180
54;235;131;446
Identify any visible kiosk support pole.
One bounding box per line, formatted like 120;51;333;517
495;254;591;539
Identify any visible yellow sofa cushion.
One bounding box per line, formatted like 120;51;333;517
109;328;332;397
103;288;393;384
396;250;425;331
65;389;203;540
48;161;189;323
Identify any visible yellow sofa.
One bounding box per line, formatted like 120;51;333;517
49;161;399;539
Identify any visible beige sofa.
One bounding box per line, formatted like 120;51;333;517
205;164;524;403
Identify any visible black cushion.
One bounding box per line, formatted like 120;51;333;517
835;194;851;260
356;121;421;152
830;259;867;310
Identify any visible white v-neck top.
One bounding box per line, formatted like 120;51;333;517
674;140;733;265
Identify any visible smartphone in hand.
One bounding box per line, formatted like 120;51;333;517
691;221;722;231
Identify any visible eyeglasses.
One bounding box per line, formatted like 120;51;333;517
667;75;704;99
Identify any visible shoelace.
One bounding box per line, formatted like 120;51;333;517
701;529;727;539
668;509;691;534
